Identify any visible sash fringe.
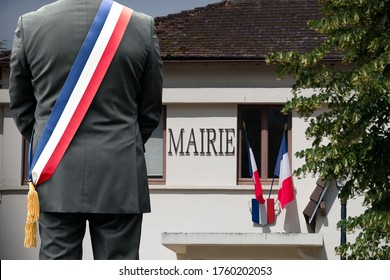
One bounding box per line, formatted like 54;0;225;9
24;181;40;248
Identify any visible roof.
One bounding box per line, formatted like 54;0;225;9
0;1;327;63
155;0;326;60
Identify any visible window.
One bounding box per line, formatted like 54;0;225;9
22;140;29;185
238;105;291;183
145;106;166;183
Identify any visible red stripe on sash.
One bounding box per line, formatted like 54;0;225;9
38;7;133;184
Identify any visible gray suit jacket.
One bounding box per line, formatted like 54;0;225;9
9;0;163;214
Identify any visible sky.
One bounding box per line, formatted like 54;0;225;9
0;0;220;49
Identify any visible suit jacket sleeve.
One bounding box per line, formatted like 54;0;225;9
138;17;163;144
9;16;36;141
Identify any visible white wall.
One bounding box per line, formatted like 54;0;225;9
166;104;237;187
0;62;365;260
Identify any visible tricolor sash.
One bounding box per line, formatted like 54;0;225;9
29;0;132;186
25;0;132;248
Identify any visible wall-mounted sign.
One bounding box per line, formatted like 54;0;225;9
168;128;235;156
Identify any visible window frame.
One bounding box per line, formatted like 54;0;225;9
22;140;29;185
237;104;292;185
147;106;167;185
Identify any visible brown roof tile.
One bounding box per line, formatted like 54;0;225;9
155;0;326;60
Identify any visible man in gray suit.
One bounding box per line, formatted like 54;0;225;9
9;0;163;260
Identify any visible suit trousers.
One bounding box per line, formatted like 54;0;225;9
38;212;143;260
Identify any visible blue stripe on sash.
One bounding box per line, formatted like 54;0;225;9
29;0;113;179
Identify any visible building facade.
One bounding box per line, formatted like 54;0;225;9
0;0;363;260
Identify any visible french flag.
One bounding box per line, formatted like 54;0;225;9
244;125;275;225
251;198;275;225
248;148;265;205
274;132;295;209
243;127;265;205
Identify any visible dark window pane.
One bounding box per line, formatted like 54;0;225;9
241;107;262;178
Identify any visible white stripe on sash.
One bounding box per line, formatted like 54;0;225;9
31;2;125;184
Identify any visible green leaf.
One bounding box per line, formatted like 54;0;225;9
268;0;390;259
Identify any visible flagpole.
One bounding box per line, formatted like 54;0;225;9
268;176;275;199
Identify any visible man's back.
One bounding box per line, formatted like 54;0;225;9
10;0;163;214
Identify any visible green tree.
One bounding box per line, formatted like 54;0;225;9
266;0;390;259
